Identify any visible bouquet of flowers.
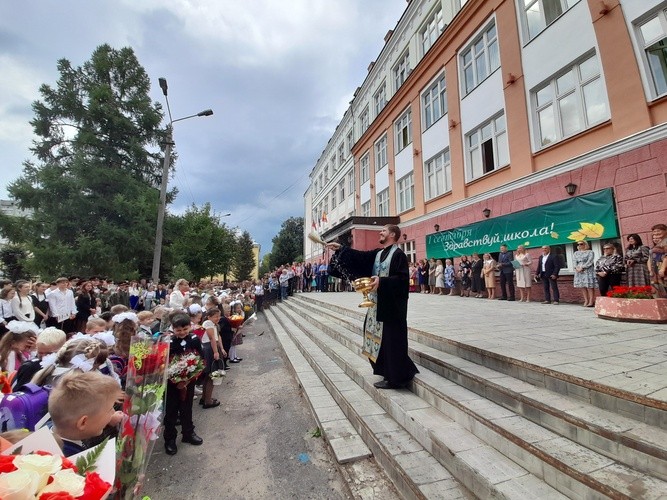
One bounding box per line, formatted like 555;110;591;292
115;336;169;500
167;352;204;385
210;368;225;386
0;427;114;500
606;285;654;299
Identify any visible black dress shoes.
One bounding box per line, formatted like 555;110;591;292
165;440;178;455
373;380;392;389
182;432;203;445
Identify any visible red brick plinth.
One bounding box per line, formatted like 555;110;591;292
595;297;667;323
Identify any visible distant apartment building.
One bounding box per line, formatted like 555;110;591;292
0;199;32;247
305;0;667;298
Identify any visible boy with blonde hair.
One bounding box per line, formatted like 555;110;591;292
137;310;155;336
85;317;107;335
49;371;123;456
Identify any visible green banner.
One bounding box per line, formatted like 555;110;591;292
426;188;618;259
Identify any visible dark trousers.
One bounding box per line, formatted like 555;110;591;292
46;317;76;334
541;275;560;302
499;272;515;299
164;381;196;441
255;294;264;311
319;274;328;292
597;274;622;298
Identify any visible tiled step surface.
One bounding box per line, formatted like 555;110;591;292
287;295;667;481
277;299;667;499
265;308;473;500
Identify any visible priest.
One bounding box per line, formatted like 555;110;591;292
327;224;418;389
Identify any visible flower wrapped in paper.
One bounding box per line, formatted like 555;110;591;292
167;351;204;385
115;336;169;499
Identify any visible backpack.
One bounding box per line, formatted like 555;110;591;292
0;383;51;432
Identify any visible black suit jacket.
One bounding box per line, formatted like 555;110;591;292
537;252;562;277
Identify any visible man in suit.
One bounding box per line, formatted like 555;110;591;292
537;245;562;304
497;244;515;301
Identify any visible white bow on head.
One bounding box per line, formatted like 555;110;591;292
69;353;94;372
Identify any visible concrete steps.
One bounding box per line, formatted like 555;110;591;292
266;295;667;499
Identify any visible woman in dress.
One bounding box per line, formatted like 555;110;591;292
470;253;484;298
434;259;445;295
458;256;472;297
11;280;36;323
417;259;427;293
0;288;17;336
595;243;624;297
514;245;533;302
444;259;456;296
409;262;418;293
573;241;596;307
483;253;497;300
169;279;190;311
624;234;650;287
32;282;50;327
74;281;96;332
428;258;437;294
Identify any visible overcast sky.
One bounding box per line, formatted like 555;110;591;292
0;0;407;258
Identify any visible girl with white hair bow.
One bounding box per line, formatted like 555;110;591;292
0;320;39;372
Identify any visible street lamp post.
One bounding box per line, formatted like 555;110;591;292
151;78;213;284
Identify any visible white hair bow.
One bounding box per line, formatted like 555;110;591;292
40;353;58;368
69;353;94;372
112;312;139;323
6;320;39;335
92;330;115;347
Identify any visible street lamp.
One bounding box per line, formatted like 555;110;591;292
151;77;213;284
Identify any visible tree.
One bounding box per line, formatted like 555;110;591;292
0;245;29;282
0;44;166;280
233;231;256;282
258;252;272;277
269;217;304;268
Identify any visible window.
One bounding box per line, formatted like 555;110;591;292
394;51;410;90
422;73;447;129
533;53;608;147
318;173;323;190
323;198;328;216
375;135;388;171
376;188;389;216
331;187;337;209
466;113;509;181
360;106;370;134
331;157;336;173
637;10;667;98
424;149;451;200
421;7;446;55
338;180;345;203
338;144;345;166
346;130;354;156
348;171;354;195
360;153;370;183
361;200;371;217
314;179;318;195
396;172;414;213
399;241;416;263
461;21;499;94
395;109;412;152
523;0;577;41
374;82;387;116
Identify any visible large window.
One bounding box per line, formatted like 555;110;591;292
396;172;414;213
533;53;608;147
346;130;354;156
637;10;667;98
360;153;370;183
361;200;371;217
374;82;387;116
466;113;509;181
395;109;412;152
338;144;345;166
422;73;447;129
338;180;345;203
399;241;416;263
424;149;451;200
522;0;577;41
331;187;337;209
375;135;388;171
394;51;411;91
360;106;370;134
347;171;354;196
421;7;446;56
376;188;390;216
461;21;499;94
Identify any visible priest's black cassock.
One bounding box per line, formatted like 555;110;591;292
330;245;419;387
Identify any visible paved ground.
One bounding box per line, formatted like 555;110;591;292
299;291;667;404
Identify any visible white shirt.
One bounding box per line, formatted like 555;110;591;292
46;288;77;322
254;285;264;296
201;319;218;344
0;299;13;323
169;290;186;310
11;295;35;322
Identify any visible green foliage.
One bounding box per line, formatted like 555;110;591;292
0;245;29;281
258;252;272;276
76;437;109;474
269;217;304;269
0;44;166;281
233;230;256;282
170;262;193;283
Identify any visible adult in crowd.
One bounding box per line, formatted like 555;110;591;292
497;244;515;301
303;262;313;292
482;253;496;300
74;281;96;332
11;280;36;323
156;283;168;304
624;234;650;287
32;282;50;327
46;277;78;333
649;224;667;297
409;262;418;293
318;260;328;292
470;253;484;298
444;258;456;295
514;245;533;302
428;257;436;294
327;224;418;389
573;241;596;307
537;245;561;305
169;279;190;311
0;287;16;335
417;259;428;293
595;243;624;297
279;269;289;300
254;280;264;311
458;255;472;297
434;259;444;295
128;281;141;310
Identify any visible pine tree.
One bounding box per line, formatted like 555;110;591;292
233;231;256;282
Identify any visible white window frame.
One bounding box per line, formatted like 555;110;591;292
465;112;509;181
360;153;370;183
421;6;446;56
331;187;337;209
532;52;609;148
394;50;411;91
338;144;345;166
424;149;452;200
374;82;387;117
361;200;371;217
460;20;499;95
636;9;667;99
346;130;354;156
521;0;578;42
395;108;412;153
348;171;354;196
360;106;370;134
396;172;414;213
338;179;345;203
375;135;388;171
399;241;416;263
376;188;390;216
422;73;447;129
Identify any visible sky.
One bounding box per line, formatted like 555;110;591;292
0;0;408;258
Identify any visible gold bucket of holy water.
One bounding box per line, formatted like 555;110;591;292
352;277;376;308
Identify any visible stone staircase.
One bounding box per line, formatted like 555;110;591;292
265;294;667;499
